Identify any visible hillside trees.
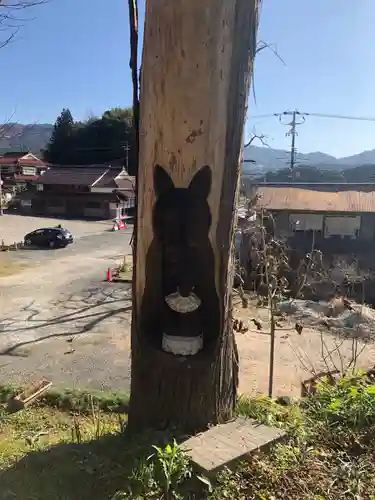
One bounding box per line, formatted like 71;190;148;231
44;109;75;165
43;107;136;172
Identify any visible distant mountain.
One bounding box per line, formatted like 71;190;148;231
0;123;53;155
1;124;375;172
244;146;375;173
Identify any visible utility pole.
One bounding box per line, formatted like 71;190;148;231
124;142;130;172
279;110;305;175
128;0;261;433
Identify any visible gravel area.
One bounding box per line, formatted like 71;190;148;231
1;230;373;398
0;230;133;391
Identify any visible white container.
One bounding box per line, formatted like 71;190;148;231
162;333;203;356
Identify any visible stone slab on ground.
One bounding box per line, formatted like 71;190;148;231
183;417;285;475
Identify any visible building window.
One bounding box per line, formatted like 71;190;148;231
48;198;65;208
289;213;323;232
87;201;101;209
0;166;14;174
22;167;36;176
324;216;361;239
72;185;86;192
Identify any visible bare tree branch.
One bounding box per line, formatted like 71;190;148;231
0;0;46;48
256;40;286;66
0;2;46;215
252;40;285;105
244;127;270;149
237;184;372;398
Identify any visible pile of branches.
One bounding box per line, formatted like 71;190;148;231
237;210;325;302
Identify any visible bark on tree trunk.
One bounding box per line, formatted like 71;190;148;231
128;0;261;433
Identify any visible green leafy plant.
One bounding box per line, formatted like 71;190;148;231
113;440;201;499
307;372;375;430
149;440;192;499
125;459;160;499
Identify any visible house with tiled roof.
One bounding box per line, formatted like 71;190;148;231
0;152;48;187
13;164;135;219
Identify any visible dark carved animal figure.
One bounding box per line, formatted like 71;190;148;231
140;164;220;349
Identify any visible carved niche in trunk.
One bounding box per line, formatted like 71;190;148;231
140;165;220;356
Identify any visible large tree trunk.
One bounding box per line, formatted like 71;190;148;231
128;0;261;433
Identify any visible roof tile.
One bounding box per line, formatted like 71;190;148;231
257;187;375;213
37;165;109;186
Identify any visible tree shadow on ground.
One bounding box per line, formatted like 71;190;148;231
0;430;169;500
0;285;132;356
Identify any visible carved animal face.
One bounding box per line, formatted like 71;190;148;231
152;165;212;295
154;165;211;235
153;164;212;242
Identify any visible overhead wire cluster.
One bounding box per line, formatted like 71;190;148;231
246;110;375;178
249;110;375;122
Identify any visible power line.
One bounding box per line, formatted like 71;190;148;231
71;143;131;152
303;112;375;122
48;157;129;168
249;110;375;122
1;143;132;154
247;109;375;179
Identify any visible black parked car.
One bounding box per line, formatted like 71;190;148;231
24;227;74;249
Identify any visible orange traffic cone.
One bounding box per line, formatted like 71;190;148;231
107;267;112;282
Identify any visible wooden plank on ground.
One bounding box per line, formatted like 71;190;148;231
7;379;52;413
182;417;285;475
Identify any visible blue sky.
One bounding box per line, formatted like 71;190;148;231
1;0;374;157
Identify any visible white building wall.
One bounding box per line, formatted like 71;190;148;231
90;187;113;194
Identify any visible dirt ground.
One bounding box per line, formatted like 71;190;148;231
1;230;374;398
0;254;29;277
0;214;113;245
233;295;375;397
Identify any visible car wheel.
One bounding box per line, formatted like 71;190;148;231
49;240;55;249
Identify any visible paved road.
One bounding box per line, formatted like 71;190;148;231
0;230;133;392
3;227;129;264
0;214;113;246
1;230;132;298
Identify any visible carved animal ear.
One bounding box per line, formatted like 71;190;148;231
188;165;211;199
154;165;175;198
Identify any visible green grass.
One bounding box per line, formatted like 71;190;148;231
1;374;375;499
210;373;375;499
0;384;130;414
0;405;131;499
0;385;189;500
0;404;193;500
113;256;133;282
